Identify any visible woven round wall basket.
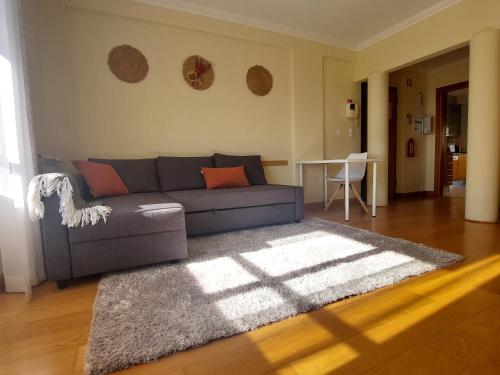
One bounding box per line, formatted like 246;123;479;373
246;65;273;96
108;45;149;83
183;55;214;90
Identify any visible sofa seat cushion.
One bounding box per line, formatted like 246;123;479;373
164;185;298;213
68;193;184;243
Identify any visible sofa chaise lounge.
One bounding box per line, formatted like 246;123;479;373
40;155;304;288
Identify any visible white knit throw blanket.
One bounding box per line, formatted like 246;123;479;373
27;173;112;228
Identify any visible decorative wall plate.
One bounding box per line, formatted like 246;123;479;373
183;55;214;90
108;45;149;83
246;65;273;96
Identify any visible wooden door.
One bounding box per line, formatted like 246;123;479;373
434;81;469;196
388;87;398;199
444;153;454;185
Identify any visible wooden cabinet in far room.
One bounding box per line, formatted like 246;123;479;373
452;154;467;181
458;154;467;180
452;156;458;180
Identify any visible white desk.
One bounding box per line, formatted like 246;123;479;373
296;159;381;221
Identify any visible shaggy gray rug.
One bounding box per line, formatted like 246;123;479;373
85;218;463;375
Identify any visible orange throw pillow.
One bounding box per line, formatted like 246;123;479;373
72;160;130;198
201;166;250;189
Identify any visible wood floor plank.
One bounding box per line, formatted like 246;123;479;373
0;196;499;375
0;348;79;375
363;340;469;375
425;306;500;367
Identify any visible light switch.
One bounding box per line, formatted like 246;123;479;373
336;128;341;136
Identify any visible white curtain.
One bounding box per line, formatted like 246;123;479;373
0;0;45;294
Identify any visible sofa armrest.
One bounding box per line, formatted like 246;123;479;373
294;186;304;221
40;194;72;281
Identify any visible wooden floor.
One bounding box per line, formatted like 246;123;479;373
1;196;499;375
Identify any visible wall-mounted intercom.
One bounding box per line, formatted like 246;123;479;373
346;100;359;119
346;99;359;138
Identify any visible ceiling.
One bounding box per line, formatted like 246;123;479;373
137;0;463;50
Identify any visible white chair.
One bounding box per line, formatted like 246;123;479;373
325;152;369;213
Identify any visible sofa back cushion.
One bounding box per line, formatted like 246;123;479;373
213;153;267;185
201;166;250;189
88;158;160;193
38;155;92;201
157;156;214;191
72;160;130;198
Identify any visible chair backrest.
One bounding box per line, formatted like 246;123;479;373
334;152;368;181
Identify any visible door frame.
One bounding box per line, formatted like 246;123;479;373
434;81;469;196
388;86;398;199
360;82;368;200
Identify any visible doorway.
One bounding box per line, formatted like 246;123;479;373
434;81;469;196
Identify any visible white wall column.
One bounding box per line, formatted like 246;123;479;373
465;28;500;222
367;71;389;206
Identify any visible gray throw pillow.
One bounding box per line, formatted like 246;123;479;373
156;156;214;191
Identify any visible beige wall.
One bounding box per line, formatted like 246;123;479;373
466;28;500;222
323;56;361;198
355;0;500;81
21;0;358;203
353;0;498;208
389;70;430;193
21;0;498;206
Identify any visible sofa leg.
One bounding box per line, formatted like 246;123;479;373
56;279;70;289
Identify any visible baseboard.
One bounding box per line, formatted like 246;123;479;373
305;197;360;204
4;275;29;293
465;218;499;224
395;191;435;199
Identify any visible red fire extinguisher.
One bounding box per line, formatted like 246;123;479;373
407;138;415;157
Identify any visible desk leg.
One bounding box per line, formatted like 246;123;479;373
298;164;303;186
344;162;349;221
323;164;328;208
372;162;377;217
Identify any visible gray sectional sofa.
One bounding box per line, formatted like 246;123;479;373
40;155;304;288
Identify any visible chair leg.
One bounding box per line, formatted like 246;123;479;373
350;184;370;214
325;184;343;211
